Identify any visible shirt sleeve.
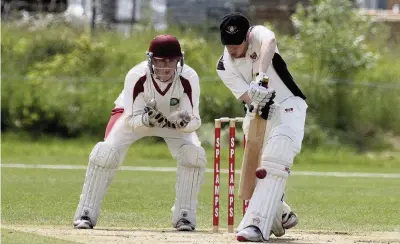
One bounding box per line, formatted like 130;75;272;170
249;25;276;46
216;54;249;100
178;68;201;133
114;91;124;108
123;68;148;130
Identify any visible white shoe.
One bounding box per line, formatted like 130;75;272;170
73;216;93;229
271;212;297;238
175;218;195;231
271;201;298;237
236;226;265;242
282;211;298;229
282;201;298;229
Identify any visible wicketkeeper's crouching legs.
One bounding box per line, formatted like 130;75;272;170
171;144;207;231
237;126;296;241
73;142;125;229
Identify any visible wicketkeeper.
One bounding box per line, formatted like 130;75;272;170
216;12;308;242
73;34;206;231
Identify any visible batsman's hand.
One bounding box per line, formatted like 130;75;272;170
142;99;168;128
248;82;275;107
259;98;277;121
166;110;192;130
255;72;269;85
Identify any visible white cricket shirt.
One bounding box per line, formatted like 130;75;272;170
216;25;306;103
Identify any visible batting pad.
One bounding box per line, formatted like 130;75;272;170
238;134;294;240
238;170;287;240
172;145;206;228
74;142;120;226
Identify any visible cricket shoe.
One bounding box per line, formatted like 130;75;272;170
282;211;298;229
73;216;93;229
281;201;298;229
271;208;298;237
175;218;195;231
236;226;265;242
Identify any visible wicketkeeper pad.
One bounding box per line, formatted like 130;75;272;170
172;144;207;228
74;142;120;226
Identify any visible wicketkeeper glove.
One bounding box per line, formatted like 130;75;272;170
166;110;191;129
142;99;168;128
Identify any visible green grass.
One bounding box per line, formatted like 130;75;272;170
2;168;399;232
1;133;400;234
2;132;400;173
1;228;78;244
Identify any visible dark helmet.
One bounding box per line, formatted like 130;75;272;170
146;34;184;82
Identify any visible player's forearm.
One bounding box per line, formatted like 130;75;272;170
239;92;252;105
124;113;147;130
123;103;145;130
258;38;276;74
123;86;134;116
123;87;148;130
178;117;201;133
123;98;147;130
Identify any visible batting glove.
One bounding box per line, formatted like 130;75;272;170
259;93;277;121
248;82;275;107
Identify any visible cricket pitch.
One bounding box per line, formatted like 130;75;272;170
5;225;400;244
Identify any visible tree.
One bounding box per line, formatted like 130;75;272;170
292;0;377;130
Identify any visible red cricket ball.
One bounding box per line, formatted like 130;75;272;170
255;168;267;179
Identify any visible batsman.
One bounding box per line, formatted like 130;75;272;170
73;34;206;231
216;13;308;242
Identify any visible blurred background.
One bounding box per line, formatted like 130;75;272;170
1;0;400;156
2;3;400;239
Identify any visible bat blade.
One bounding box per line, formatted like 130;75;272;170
238;114;267;200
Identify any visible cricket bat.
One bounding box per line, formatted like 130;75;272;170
238;79;269;200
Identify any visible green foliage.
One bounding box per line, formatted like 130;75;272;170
275;0;400;149
1;24;78;76
291;0;378;133
1;23;242;137
292;0;377;78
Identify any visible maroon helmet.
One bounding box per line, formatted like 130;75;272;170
146;34;184;82
148;34;183;59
